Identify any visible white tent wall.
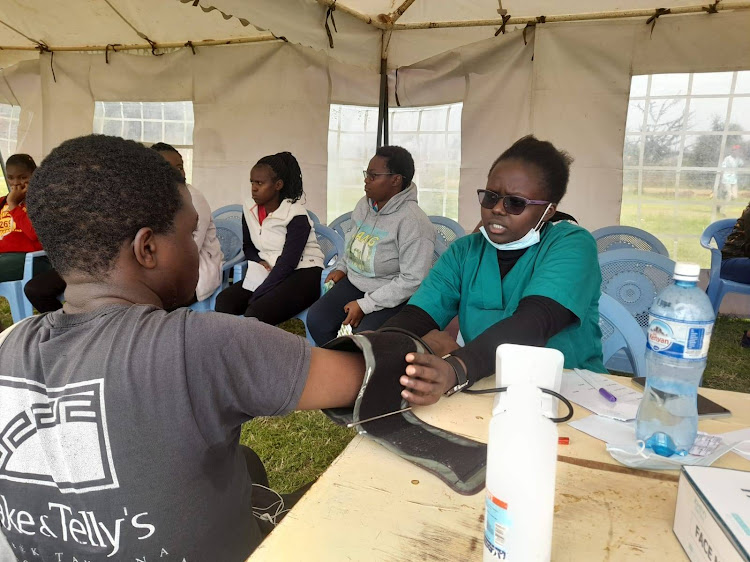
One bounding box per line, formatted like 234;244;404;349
0;59;43;161
0;9;747;232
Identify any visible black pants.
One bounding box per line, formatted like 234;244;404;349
215;267;322;325
24;267;65;313
306;276;407;346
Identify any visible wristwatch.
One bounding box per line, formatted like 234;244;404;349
442;354;469;396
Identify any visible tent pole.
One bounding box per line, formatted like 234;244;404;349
390;2;750;29
376;56;388;149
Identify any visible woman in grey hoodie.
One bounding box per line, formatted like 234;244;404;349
307;146;435;345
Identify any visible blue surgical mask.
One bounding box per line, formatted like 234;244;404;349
479;204;552;251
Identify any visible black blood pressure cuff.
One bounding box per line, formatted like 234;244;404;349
322;331;486;495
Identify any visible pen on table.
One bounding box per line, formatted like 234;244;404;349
558;437;570;445
576;369;618;403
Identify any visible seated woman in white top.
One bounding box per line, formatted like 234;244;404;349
215;151;324;324
151;143;223;302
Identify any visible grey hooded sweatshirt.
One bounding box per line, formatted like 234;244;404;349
333;183;436;314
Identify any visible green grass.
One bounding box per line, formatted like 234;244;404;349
2;300;748;493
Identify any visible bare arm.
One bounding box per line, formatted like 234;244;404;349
296;348;365;410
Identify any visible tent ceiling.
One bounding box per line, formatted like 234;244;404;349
0;0;746;71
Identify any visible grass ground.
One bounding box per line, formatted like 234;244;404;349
1;304;747;493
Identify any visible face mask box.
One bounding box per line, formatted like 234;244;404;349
673;466;750;562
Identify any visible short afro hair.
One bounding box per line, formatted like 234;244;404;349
27;135;184;277
375;145;415;189
490;135;573;203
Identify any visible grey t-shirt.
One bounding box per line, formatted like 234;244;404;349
0;304;310;561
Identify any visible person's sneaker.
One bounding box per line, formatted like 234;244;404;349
742;332;750;349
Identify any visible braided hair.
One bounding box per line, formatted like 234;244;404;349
255;152;304;203
6;153;37;172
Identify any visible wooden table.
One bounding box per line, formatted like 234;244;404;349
250;376;750;561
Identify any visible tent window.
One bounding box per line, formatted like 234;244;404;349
621;71;750;266
0;103;21;196
94;101;195;183
327;103;462;222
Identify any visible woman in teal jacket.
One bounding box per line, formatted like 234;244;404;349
387;135;606;403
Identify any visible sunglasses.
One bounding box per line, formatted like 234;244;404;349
476;189;551;215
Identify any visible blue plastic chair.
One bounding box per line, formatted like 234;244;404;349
429;215;464;264
700;218;750;315
0;250;48;322
598;293;647;378
307;210;321;225
592;226;669;256
329;212;353;239
294;223;345;345
190;205;247;312
598;249;675;374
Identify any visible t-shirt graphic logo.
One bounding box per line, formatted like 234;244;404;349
0;377;118;493
347;223;387;277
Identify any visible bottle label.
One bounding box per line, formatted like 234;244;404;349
646;313;713;360
484;490;511;559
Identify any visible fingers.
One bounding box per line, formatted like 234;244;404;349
324;272;335;283
350;315;361;328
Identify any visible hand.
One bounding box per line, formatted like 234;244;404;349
6;183;28;210
259;260;271;271
422;329;460;357
399;353;458;406
342;300;365;328
325;270;346;284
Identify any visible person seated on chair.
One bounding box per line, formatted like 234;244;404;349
0;154;53;285
23;142;224;311
382;136;607;404
151;142;223;303
720;199;750;348
214;151;324;324
306;146;435;345
0;134;414;561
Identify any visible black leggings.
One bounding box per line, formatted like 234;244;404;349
24;268;65;313
215;267;322;325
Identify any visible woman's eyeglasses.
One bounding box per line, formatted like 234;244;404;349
363;171;396;181
476;189;551;215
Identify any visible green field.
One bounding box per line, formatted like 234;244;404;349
621;186;749;268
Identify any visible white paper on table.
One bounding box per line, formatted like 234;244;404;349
569;415;732;467
560;369;642;421
241;261;270;291
719;428;750;461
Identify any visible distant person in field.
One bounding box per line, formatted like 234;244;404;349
722;145;745;201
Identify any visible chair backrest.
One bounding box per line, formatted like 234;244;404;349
591;226;669;256
313;223;345;267
307;210;321;225
598;248;675;334
212;204;244;262
598;293;647;377
700;218;737;275
329;212;353;239
429;215;465;248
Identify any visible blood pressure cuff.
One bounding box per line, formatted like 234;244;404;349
322;331;486;495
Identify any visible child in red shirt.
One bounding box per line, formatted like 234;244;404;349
0;154;44;281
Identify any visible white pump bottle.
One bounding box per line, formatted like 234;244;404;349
483;344;562;562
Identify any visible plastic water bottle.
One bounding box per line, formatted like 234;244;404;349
636;262;715;457
484;381;557;561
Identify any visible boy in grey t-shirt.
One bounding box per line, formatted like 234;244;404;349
0;136;455;561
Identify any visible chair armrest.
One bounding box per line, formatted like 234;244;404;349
22;251;48;283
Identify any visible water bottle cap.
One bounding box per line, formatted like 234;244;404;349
673;262;700;282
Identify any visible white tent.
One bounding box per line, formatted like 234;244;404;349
0;0;748;228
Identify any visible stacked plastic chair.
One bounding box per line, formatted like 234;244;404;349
700;218;750;315
189;205;247;312
0;250;48;322
598;248;675;373
598;293;647;378
592;225;669;256
429;215;464;263
329;211;353;239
